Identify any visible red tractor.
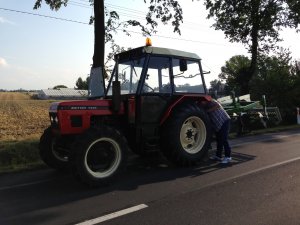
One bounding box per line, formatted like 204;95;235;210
40;42;213;186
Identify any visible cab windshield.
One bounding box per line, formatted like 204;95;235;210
107;57;145;96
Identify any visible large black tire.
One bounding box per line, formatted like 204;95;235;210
161;103;212;166
39;127;69;170
71;126;128;187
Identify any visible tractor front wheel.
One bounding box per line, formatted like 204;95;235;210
71;126;128;186
39;127;69;170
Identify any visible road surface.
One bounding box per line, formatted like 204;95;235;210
0;129;300;225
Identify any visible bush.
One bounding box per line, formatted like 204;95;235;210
280;107;299;125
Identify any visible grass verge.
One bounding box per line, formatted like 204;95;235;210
0;138;45;174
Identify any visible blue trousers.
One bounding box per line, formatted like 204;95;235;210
215;120;231;158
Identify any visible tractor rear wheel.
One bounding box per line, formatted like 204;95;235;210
71;126;128;186
39;127;69;170
161;103;212;166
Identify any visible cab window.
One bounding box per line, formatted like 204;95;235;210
172;59;205;93
142;56;171;94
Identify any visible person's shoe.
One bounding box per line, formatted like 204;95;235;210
221;157;232;164
209;155;222;161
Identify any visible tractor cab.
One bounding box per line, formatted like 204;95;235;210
106;42;208;99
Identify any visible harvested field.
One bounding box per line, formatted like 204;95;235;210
0;92;51;141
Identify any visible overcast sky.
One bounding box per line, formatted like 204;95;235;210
0;0;299;90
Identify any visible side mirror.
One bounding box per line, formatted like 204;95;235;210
179;59;187;72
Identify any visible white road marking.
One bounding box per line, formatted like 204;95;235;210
75;204;148;225
200;156;300;191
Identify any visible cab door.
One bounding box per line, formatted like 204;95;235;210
137;56;173;138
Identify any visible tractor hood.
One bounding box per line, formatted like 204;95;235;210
49;99;124;112
49;99;125;135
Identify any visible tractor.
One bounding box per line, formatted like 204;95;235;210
39;40;213;186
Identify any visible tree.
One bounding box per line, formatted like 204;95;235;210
34;0;183;97
53;85;67;89
219;55;251;95
75;76;89;90
204;0;300;91
208;79;228;97
250;49;300;122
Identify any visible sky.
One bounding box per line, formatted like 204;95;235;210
0;0;300;90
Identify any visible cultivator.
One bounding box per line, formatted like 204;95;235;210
218;93;282;134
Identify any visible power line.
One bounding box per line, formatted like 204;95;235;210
0;7;90;25
0;4;209;32
68;2;91;9
69;1;210;29
69;0;92;8
75;0;90;2
123;29;236;47
105;3;146;16
0;6;238;47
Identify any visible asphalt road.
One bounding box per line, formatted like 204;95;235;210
1;129;300;225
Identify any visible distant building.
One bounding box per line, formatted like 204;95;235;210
37;88;88;100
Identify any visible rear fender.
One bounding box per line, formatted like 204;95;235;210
160;95;212;125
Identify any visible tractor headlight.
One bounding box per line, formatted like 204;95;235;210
49;113;59;126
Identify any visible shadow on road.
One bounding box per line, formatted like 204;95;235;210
2;129;299;224
0;143;256;225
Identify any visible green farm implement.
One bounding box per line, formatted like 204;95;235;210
218;93;282;135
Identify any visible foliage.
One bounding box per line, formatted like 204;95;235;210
145;0;183;34
251;49;292;106
250;49;300;122
218;55;251;95
105;39;126;73
75;76;89;90
34;0;183;40
204;0;300;93
34;0;69;10
208;79;229;97
53;85;67;89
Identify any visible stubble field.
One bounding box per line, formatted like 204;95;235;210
0;92;53;171
0;92;50;141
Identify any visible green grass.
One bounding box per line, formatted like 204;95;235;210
0;138;45;173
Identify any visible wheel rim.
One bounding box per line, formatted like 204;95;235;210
180;116;206;154
52;138;68;162
84;137;122;178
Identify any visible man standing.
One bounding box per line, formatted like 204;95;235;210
205;99;232;164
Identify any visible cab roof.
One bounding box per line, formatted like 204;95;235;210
116;46;201;61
